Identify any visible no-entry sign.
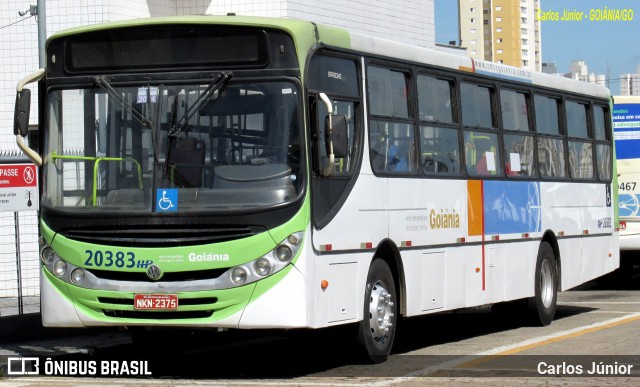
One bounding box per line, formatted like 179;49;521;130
0;164;38;212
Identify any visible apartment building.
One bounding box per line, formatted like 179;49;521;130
620;71;640;96
459;0;541;71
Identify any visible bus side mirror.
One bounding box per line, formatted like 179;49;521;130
326;115;348;159
14;88;31;137
14;68;45;166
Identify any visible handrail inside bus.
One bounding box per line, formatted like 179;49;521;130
52;153;143;205
319;92;335;176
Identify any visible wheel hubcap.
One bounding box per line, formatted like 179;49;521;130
368;280;395;344
540;259;554;309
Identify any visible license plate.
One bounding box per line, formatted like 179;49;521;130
133;294;178;310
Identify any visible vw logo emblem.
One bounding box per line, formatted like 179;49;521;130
146;264;162;281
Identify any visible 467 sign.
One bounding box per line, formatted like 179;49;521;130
619;182;637;191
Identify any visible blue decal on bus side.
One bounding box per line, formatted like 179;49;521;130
483;181;541;235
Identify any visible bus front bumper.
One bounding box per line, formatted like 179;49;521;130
40;264;309;329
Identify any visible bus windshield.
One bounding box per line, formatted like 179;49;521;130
42;79;302;213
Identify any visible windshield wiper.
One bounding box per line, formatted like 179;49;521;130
169;72;232;137
94;76;152;128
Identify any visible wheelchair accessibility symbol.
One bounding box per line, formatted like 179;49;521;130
156;189;178;212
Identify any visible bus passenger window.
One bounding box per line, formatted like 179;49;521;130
568;141;594;179
500;89;530;132
368;66;409;118
596;144;611;180
417;75;454;124
593;105;608;140
503;134;535;177
537;137;567;178
369;121;416;173
419;126;460;174
594;105;611;181
534;95;561;135
461;83;496;129
464;131;501;176
566;101;589;139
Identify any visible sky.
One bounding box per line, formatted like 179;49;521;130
434;0;640;94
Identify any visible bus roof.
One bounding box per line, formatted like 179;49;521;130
349;32;611;99
47;15;610;100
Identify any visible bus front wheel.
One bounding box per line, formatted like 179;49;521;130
528;241;558;326
357;259;397;363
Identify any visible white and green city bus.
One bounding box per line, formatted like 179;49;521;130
613;96;640;268
14;16;618;362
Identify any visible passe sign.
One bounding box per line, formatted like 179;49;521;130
0;163;38;212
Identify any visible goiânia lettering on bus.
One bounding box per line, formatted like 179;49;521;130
188;252;230;262
429;209;461;230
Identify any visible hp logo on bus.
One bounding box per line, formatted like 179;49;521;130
146;264;162;281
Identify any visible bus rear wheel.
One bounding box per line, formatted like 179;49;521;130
357;259;397;363
528;241;558;326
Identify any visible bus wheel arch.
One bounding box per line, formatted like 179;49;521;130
541;230;562;291
356;239;405;363
371;239;406;317
528;233;560;326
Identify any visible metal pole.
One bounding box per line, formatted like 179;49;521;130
37;0;46;67
14;212;24;315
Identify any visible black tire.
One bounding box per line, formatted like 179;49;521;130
357;259;398;363
528;242;558;326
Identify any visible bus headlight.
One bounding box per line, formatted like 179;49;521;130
53;260;67;277
70;268;85;285
275;245;293;262
231;267;248;285
41;247;55;264
223;231;304;288
287;234;300;246
254;258;272;276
